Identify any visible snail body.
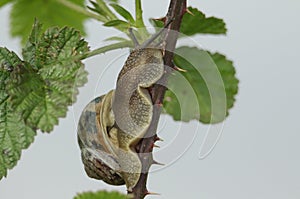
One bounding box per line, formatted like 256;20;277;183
78;47;164;190
113;48;164;189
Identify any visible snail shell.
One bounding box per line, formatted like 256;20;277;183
78;48;164;190
78;90;125;185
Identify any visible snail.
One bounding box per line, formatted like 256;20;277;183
78;90;125;185
77;21;171;191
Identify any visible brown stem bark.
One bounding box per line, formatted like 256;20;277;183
131;0;187;198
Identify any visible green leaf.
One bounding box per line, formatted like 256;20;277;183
180;7;227;36
107;0;119;3
110;3;135;24
7;20;89;132
163;46;238;124
0;48;36;180
0;0;14;8
87;0;108;19
149;18;164;29
0;20;88;177
103;19;130;29
10;0;87;44
74;191;129;199
149;7;226;36
95;0;117;20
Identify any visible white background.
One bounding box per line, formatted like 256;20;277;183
1;0;300;199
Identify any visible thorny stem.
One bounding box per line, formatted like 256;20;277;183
131;0;187;198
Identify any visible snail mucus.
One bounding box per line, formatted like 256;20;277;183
77;23;171;191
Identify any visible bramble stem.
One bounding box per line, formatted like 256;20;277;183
131;0;187;198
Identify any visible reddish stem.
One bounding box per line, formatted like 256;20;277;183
131;0;187;198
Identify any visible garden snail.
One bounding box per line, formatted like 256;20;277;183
78;90;125;185
77;22;171;191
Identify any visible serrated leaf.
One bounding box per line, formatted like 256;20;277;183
150;7;226;36
74;191;129;199
180;7;227;36
163;46;238;124
10;0;87;44
110;3;135;24
0;47;36;180
7;20;89;132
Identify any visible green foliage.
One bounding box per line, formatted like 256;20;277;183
11;20;89;132
0;20;88;179
0;1;239;198
134;0;145;28
109;3;135;24
0;48;36;180
88;0;117;21
88;0;136;33
180;7;227;36
74;191;129;199
103;19;130;28
0;0;13;8
10;0;87;44
151;7;226;36
163;46;238;124
89;0;150;41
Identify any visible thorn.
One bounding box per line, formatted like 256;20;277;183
151;143;160;149
152;160;165;166
152;17;166;23
174;66;187;72
154;102;163;107
145;191;161;196
185;8;194;16
154;135;164;142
